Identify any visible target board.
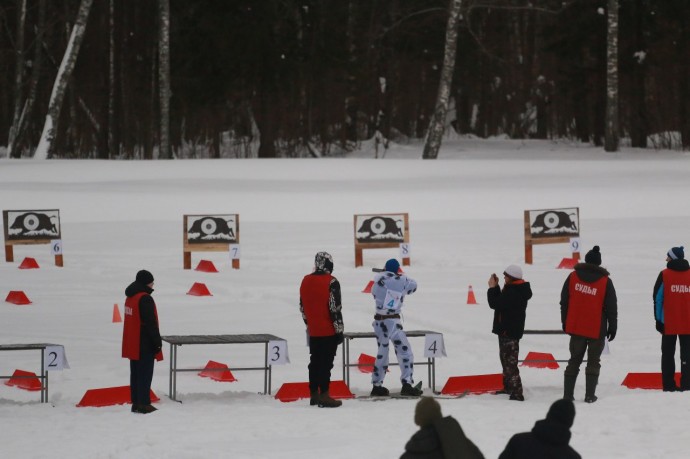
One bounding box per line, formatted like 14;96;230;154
3;209;64;266
354;213;410;267
524;207;579;264
183;214;240;269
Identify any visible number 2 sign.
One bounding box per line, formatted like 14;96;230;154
44;345;70;371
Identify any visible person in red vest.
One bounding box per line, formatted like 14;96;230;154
560;245;617;403
122;269;162;414
653;246;690;391
300;252;344;408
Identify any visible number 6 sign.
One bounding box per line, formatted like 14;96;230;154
424;333;447;358
44;345;70;371
267;340;290;365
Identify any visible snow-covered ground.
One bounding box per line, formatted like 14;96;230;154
1;138;689;459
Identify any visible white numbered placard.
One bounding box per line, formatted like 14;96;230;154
267;340;289;365
44;345;70;371
383;289;402;311
424;333;447;358
570;237;581;255
51;239;63;255
400;243;411;258
229;243;241;260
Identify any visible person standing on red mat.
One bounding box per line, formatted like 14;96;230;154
122;269;163;414
653;246;690;392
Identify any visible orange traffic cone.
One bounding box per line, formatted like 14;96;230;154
362;280;374;293
467;285;478;305
112;304;122;323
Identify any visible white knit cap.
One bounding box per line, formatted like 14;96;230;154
503;264;523;280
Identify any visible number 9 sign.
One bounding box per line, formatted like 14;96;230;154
570;237;581;254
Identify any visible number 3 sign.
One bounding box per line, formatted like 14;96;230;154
44;345;70;371
267;340;290;365
424;333;447;358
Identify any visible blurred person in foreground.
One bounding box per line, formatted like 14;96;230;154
400;396;484;459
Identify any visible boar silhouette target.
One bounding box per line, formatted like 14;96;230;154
186;215;237;243
529;208;579;237
356;215;404;242
5;210;61;240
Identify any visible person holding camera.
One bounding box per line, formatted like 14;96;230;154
300;251;344;408
487;265;532;401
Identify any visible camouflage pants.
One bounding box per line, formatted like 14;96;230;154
498;336;523;397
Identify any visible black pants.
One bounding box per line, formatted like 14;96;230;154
308;335;339;394
130;352;155;406
565;335;605;377
661;334;690;390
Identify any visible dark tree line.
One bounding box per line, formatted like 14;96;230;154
1;0;689;159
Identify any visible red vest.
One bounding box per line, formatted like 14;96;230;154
122;292;163;361
300;274;335;337
565;273;607;339
662;269;690;335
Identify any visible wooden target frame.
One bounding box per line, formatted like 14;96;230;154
3;209;63;267
353;213;410;267
524;207;580;264
183;214;240;269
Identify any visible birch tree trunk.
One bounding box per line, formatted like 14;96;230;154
422;0;462;160
158;0;171;159
7;0;27;158
34;0;93;159
604;0;619;152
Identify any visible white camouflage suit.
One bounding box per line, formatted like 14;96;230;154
371;270;418;387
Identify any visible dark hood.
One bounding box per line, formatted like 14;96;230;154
667;258;690;272
125;281;154;298
508;281;533;301
531;418;572;447
573;262;610;282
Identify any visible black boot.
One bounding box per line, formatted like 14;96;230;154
584;374;598;403
318;391;342;408
564;374;577;401
309;389;320;406
370;385;389;396
401;383;423;396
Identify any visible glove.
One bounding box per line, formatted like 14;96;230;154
655;320;664;334
606;327;616;342
335;333;344;345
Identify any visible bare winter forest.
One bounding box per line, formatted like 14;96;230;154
1;0;689;159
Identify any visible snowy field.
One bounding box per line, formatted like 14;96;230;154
1;138;689;459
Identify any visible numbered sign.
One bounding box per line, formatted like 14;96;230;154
267;340;289;365
229;243;241;260
382;289;402;311
51;239;63;255
424;333;447;358
44;345;70;371
570;237;581;254
399;243;411;258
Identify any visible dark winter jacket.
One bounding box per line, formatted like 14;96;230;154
560;263;617;339
498;418;581;459
400;416;484;459
125;281;162;355
652;258;690;333
487;281;532;340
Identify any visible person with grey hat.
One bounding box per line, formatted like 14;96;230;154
299;251;344;407
498;398;581;459
560;245;618;403
400;396;485;459
487;264;533;401
653;246;690;391
122;269;162;414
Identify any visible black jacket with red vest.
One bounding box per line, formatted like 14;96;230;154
300;270;344;337
560;263;617;339
122;281;162;360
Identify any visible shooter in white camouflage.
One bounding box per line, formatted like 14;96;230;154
370;258;422;397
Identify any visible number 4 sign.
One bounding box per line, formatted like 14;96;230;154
44;345;70;371
267;340;290;365
424;333;447;358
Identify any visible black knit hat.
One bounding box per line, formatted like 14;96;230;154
546;398;576;428
668;246;685;260
136;269;154;285
585;245;601;266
